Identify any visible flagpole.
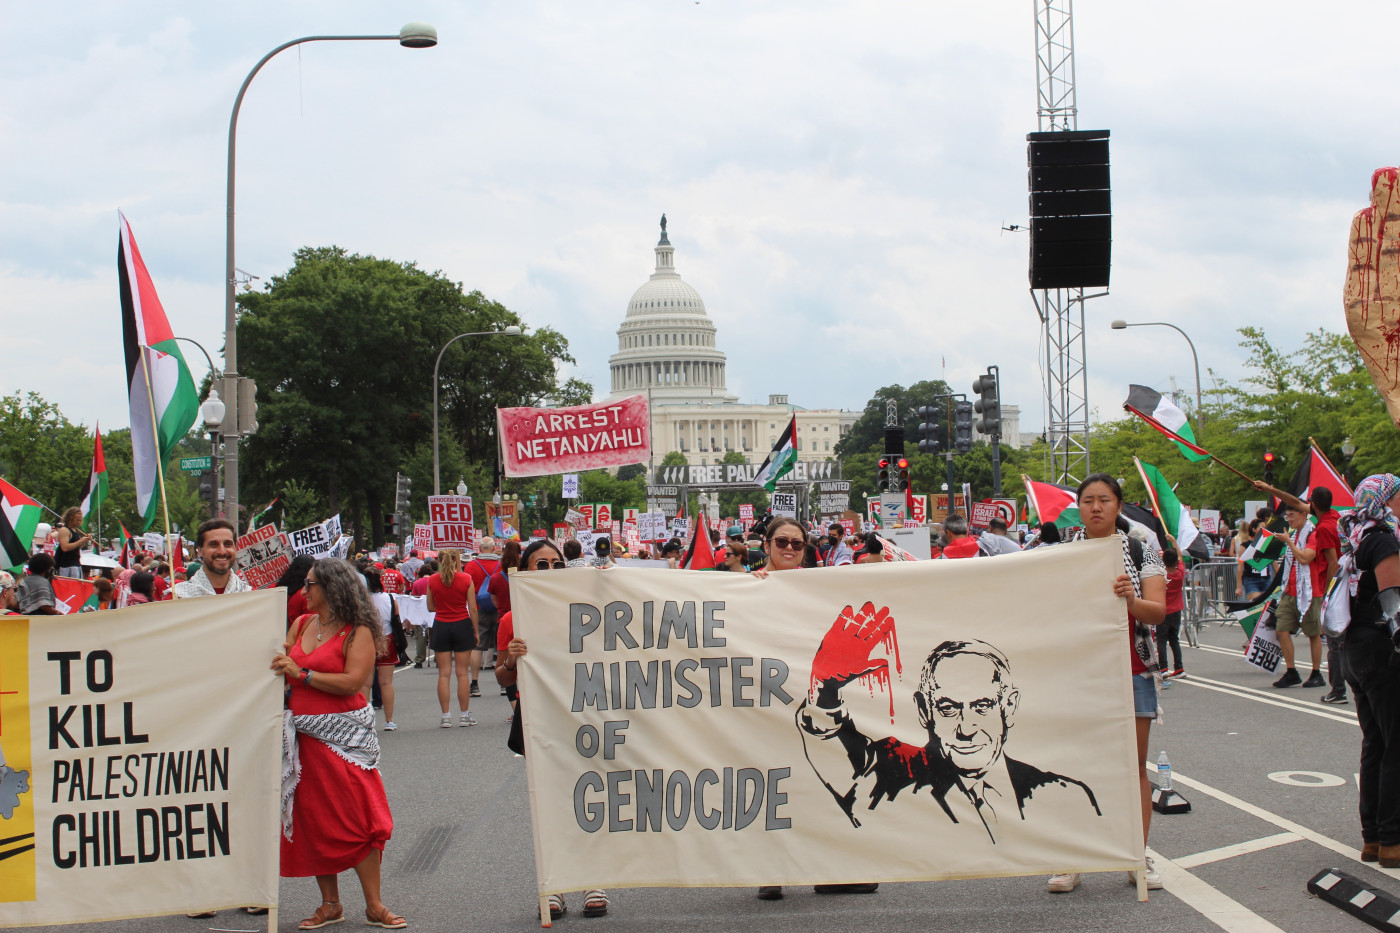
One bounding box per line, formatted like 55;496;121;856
1132;457;1167;529
138;348;175;554
1021;474;1041;524
1308;437;1355;496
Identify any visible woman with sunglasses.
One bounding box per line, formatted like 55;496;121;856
753;517;880;899
494;539;611;919
269;558;403;931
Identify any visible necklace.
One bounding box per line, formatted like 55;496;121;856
314;618;337;642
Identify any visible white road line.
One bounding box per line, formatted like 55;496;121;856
1181;673;1349;711
1147;762;1388;873
1170;678;1357;726
1173;832;1302;869
1148;847;1287;932
1193;642;1333;675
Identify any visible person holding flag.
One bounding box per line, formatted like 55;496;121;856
53;507;92;579
1270;502;1327;690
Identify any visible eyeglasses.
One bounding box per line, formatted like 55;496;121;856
770;536;804;552
306;579;321;588
533;559;567;570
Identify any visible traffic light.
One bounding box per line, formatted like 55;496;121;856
237;376;259;435
1263;449;1275;485
896;457;910;492
878;457;891;491
199;468;216;513
395;473;412;514
954;401;974;453
916;405;942;454
973;369;1001;436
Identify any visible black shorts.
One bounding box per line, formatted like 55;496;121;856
476;610;499;653
430;620;478;654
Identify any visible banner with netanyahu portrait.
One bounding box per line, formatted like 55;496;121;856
510;536;1144;894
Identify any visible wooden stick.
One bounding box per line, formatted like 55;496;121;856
267;906;277;933
538;894;553;929
1132;457;1166;528
1208;452;1256;484
1020;474;1041;523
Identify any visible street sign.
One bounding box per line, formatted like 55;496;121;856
180;456;213;472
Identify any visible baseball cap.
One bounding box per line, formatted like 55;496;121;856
726;525;744;538
0;570;14;590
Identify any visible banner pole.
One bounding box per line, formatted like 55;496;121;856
137;348;176;559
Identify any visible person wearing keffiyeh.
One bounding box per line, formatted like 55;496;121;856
1338;474;1400;868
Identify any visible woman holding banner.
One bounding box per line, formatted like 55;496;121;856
271;557;402;931
426;549;481;728
495;539;611;920
1047;474;1166;895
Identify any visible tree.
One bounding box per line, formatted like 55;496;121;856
235;246;590;546
660;451;689;467
834;380;954;459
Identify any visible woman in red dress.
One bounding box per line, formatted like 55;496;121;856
271;557;404;930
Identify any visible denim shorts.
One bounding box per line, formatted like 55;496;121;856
1133;672;1157;718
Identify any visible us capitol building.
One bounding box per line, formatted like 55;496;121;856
605;218;1021;468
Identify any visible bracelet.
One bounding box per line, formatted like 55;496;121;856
301;668;312;684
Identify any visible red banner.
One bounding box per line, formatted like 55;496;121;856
497;395;650;478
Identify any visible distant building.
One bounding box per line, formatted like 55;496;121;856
607;219;859;468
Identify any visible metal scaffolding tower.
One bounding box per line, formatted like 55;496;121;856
1032;0;1099;484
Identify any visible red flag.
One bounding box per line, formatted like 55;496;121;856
52;577;98;614
681;513;718;570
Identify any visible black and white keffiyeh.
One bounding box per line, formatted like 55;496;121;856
280;705;380;841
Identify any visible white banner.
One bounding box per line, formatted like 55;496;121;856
562;474;580;499
0;591;284;925
771;493;797;518
510;537;1142;893
288;514;342;559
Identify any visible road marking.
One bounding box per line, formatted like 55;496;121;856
1267;770;1346;788
1170;677;1356;726
1193;642;1333;675
1173;832;1302;869
1148;847;1287;932
1148;762;1388;873
1181;672;1351;712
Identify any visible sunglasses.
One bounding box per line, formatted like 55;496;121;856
306;579;321;587
533;559;567;570
770;536;805;552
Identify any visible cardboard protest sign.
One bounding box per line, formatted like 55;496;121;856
413;524;432;553
579;505;595;529
509;537;1142;894
739;504;754;522
287;515;342;559
593;504;613;529
498;395;651;478
1245;622;1283;673
0;590;283;925
909;495;927;526
234;524;291;590
429;496;475;551
771;493;797;518
565;509;588;531
486;500;521;541
562;474;580;499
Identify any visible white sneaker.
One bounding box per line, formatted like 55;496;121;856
459;712;478;727
384;721;397;731
1047;872;1081;893
440;714;453;728
1128;856;1163;890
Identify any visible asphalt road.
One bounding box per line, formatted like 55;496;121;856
35;621;1399;933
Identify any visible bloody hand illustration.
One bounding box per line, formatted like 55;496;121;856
1345;168;1400;428
809;602;900;707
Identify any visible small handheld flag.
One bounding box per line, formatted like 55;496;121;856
753;417;799;492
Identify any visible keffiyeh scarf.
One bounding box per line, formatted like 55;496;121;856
280;705;380;841
1282;521;1315;613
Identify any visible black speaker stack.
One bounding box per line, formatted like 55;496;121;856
1027;129;1111;290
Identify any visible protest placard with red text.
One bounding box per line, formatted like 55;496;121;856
497;394;650;478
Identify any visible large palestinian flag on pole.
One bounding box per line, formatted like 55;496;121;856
119;213;199;532
1123;385;1211;463
1134;458;1201;554
79;423;109;529
1286;443;1356;509
753;416;798;492
0;476;42;571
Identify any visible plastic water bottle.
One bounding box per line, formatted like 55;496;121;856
1157;751;1172;792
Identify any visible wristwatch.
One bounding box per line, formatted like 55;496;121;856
300;668;312;684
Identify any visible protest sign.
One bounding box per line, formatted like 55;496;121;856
142;532;165;555
562;474;580;499
592;504;613;528
429;495;475;550
771;493;797;518
0;590;283;925
671;517;689;539
1197;510;1220;535
413;524;432;553
816;481;852;517
611;520;622;539
330;535;353;560
576;529;595;553
553;523;572;544
566;509;588;530
623;508;638;526
486;500;521;541
287;514;342;559
509;537;1142;894
1245;621;1283;673
234;524;291;590
498;395;651;478
646;486;680;517
909;495;927;525
738;504;754;522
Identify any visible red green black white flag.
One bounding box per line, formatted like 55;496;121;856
0;476;42;571
79;423;109;530
1123;385;1211;463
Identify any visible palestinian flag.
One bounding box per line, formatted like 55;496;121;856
118;523;135;568
1232;590;1278;641
1287;444;1355;509
1240;528;1287;571
0;477;42;571
120;213;199;532
248;497;279;533
1123;385;1211;463
681;513;718;570
754;417;798;492
1022;477;1080;528
52;577;99;614
1134;458;1201;554
79;424;109;530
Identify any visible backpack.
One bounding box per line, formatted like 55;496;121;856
474;560;501;613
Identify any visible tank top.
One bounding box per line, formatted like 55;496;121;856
54;527;83;568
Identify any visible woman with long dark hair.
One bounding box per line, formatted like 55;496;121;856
269;557;402;930
278;554;317;627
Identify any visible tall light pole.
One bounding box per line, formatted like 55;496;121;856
222;23;438;524
433;326;524;494
1111;319;1204;430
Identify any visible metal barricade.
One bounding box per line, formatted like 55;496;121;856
1183;559;1240;646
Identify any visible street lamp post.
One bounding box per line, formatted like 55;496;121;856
433;326;524;494
222;23;438;524
1111;319;1204;430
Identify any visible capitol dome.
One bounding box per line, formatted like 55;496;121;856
607;217;738;405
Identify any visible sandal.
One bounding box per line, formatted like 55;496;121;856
540;894;567;921
365;904;407;929
243;906;270;915
298;901;344;930
583;890;609;917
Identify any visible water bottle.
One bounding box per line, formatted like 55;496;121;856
1157;751;1172;792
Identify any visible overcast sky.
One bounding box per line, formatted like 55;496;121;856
2;1;1390;442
